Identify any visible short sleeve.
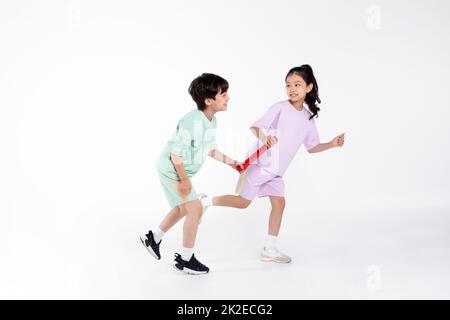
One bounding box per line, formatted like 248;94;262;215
169;118;193;158
209;140;218;151
304;119;320;150
204;120;218;152
250;103;282;131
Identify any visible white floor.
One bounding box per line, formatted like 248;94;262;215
2;0;450;301
1;202;449;300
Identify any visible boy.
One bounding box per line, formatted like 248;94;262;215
140;73;241;274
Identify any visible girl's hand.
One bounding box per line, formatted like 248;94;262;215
264;135;278;148
331;133;345;147
176;178;192;202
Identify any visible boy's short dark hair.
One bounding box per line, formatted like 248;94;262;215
188;73;229;111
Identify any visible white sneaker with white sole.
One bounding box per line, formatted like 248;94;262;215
260;247;292;263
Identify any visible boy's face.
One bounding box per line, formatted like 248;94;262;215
285;74;313;103
205;90;229;112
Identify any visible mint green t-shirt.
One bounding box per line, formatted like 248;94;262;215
156;110;217;180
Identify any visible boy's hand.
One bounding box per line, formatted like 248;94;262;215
176;178;192;202
230;160;244;171
263;135;278;148
331;133;345;147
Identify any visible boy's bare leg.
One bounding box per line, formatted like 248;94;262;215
268;196;286;236
141;205;185;260
173;199;210;273
212;195;251;209
180;200;203;248
159;206;184;232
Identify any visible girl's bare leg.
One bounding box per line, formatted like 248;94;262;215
268;196;286;236
212;195;251;209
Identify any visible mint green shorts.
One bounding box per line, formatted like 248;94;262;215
158;172;199;208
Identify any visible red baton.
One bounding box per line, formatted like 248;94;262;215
236;144;270;173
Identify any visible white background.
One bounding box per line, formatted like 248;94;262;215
1;0;449;299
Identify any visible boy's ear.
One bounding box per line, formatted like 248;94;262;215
204;98;213;106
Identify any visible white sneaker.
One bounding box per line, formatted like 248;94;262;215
260;247;292;263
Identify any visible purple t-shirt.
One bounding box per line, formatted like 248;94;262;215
249;100;320;176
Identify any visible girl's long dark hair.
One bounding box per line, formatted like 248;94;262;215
285;65;321;120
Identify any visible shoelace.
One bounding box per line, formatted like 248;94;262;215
189;255;207;270
174;254;205;269
174;253;184;264
146;232;161;254
146;232;158;245
263;247;281;257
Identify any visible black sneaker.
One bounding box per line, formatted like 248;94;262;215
140;230;161;260
173;253;209;275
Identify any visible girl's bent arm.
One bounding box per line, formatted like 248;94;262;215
250;127;278;147
307;142;333;153
308;132;345;153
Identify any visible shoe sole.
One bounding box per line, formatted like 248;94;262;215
260;255;292;264
172;262;209;275
140;236;160;260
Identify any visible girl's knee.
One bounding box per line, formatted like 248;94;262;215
272;197;286;209
238;197;251;209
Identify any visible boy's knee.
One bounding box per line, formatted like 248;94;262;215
187;211;202;221
183;200;202;217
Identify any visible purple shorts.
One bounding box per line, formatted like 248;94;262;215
235;164;285;200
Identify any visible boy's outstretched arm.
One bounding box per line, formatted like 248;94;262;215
308;132;345;153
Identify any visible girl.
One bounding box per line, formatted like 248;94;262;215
201;65;345;263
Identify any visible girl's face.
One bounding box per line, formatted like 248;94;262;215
285;74;313;103
205;90;229;112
